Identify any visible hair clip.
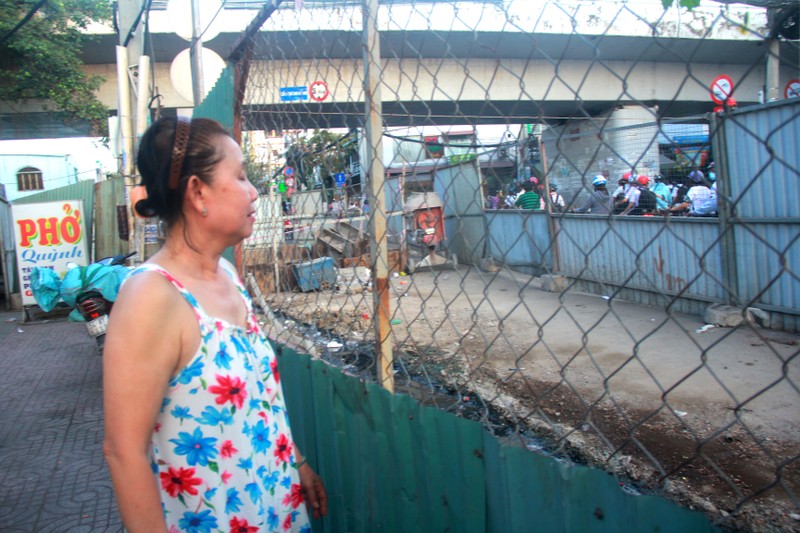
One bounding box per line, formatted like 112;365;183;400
168;117;191;190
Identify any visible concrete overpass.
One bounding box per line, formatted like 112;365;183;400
2;1;798;137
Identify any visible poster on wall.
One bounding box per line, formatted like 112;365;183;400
11;201;89;306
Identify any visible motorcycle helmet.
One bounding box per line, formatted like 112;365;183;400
707;162;716;181
622;171;632;182
592;175;607;187
549;183;558;191
637;175;649;186
688;170;704;183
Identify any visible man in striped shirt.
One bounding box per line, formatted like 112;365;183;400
514;181;540;210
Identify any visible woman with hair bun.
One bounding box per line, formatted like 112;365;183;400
103;117;327;532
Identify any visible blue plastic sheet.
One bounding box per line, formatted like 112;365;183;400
30;264;131;318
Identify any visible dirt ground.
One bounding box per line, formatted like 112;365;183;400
255;265;800;532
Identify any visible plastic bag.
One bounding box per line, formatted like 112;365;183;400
30;268;64;312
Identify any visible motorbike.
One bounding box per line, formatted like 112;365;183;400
30;252;136;351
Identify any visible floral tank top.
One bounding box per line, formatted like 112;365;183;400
129;262;311;533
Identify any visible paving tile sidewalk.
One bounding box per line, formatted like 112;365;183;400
0;310;122;532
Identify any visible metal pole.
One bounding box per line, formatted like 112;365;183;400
540;139;560;273
190;0;205;106
363;0;394;393
710;112;739;306
766;38;780;102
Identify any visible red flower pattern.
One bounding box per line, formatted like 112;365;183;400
160;466;202;497
209;374;247;409
282;483;304;509
229;516;259;533
220;439;238;458
282;512;294;531
270;357;280;383
273;433;292;464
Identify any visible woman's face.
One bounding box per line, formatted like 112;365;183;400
204;136;258;242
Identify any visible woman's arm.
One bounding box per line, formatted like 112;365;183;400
295;452;328;519
103;273;190;533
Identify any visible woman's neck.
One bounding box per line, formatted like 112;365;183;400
156;227;224;280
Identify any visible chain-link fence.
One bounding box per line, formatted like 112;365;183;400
224;0;800;530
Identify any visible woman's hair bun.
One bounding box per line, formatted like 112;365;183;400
134;197;158;218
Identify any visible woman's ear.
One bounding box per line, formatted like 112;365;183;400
184;175;208;216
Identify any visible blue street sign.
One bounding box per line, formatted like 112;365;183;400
279;86;308;102
335;172;346;186
285;166;294;177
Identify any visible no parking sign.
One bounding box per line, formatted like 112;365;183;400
786;79;800;99
710;74;734;105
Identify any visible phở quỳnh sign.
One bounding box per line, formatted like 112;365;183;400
12;201;88;306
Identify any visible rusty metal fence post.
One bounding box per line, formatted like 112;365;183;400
362;0;394;393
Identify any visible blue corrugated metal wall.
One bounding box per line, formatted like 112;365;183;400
724;99;800;331
485;210;553;275
482;100;798;329
278;347;721;533
558;216;727;303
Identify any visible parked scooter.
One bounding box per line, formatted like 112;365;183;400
71;253;136;349
30;252;136;351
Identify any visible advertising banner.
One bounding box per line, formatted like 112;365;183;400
12;201;89;306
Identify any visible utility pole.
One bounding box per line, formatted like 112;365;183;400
190;0;205;106
116;0;148;258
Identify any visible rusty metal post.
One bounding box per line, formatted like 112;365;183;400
540;139;560;273
362;0;394;393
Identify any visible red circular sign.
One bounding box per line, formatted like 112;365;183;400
786;79;800;99
309;80;329;102
710;75;734;105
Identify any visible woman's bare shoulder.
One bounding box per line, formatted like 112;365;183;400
110;268;188;329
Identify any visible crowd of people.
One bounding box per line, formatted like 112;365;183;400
486;163;718;217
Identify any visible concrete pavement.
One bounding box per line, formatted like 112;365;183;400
0;309;122;532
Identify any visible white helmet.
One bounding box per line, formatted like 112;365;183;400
592;175;607;187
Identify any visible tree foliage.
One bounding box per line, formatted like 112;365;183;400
286;129;354;189
0;0;112;135
661;0;702;8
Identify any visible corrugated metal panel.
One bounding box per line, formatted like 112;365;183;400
558;216;726;302
94;177;127;261
436;164;486;266
735;222;800;330
724;99;800;219
724;100;800;331
193;63;235;133
0;198;16;295
277;347;720;533
485;210;552;273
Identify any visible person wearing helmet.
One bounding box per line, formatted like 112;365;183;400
650;174;672;213
548;183;566;212
670;169;712;215
627;175;657;215
573;175;614;214
614;170;638;213
620;175;644;215
707;162;716;182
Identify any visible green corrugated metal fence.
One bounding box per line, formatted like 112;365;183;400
277;346;720;533
193;63;235;133
94;177;127;260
